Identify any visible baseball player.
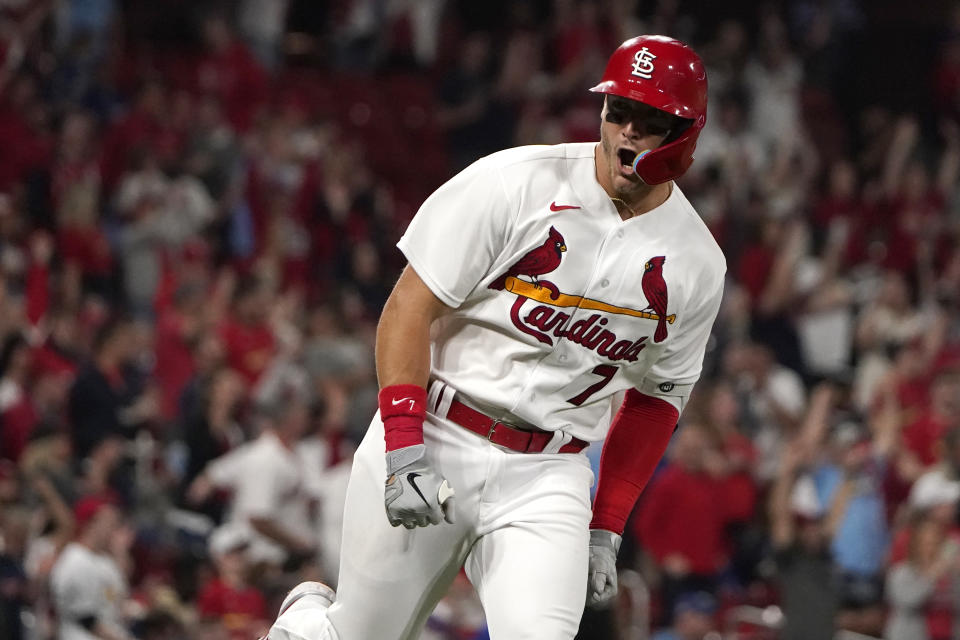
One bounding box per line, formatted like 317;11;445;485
265;35;725;640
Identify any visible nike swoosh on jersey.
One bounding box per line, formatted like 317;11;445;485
406;472;431;507
391;397;414;406
550;201;581;211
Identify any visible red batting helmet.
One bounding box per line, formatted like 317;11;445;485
590;35;708;184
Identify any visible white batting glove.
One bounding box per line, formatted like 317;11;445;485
384;444;456;529
587;529;622;608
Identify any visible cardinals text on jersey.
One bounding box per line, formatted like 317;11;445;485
488;224;676;356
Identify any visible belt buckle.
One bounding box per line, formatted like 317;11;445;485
486;419;501;440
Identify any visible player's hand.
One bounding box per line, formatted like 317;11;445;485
586;529;621;608
384;444;456;529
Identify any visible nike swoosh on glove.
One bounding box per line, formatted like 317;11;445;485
587;529;622;608
384;444;456;529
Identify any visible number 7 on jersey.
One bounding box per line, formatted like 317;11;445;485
566;365;618;406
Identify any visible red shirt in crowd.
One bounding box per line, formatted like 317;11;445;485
926;574;956;640
736;244;775;305
0;388;38;463
195;41;268;133
31;341;79;380
0;101;51;192
903;411;951;467
635;464;754;575
219;320;274;386
25;260;49;326
57;226;114;279
99;105;184;191
196;577;266;639
877;191;947;272
153;309;197;421
934;45;960;119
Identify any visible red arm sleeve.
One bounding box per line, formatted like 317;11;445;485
590;389;679;534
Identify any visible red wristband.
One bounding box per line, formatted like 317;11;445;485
378;384;428;451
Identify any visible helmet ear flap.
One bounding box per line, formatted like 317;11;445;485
590;35;708;184
663;117;693;145
632;114;704;185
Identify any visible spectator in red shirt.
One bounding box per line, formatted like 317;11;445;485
24;231;53;327
154;283;205;422
890;428;960;566
703;382;760;583
99;80;182;192
218;276;275;386
0;332;38;462
811;159;873;267
195;13;268;133
55;176;113;299
31;308;82;381
877;116;959;274
50;111;101;214
934;33;960;121
903;370;960;468
197;527;268;640
550;0;609;90
0;72;52;194
635;423;750;625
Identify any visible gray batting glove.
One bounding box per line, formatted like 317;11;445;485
587;529;622;608
384;444;456;529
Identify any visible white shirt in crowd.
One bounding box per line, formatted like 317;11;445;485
49;542;128;640
205;430;318;565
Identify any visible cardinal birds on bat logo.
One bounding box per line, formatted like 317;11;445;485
642;256;669;342
489;226;675;352
488;226;566;299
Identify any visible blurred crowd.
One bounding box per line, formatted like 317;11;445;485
1;0;959;639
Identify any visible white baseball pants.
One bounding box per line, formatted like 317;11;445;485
270;400;595;640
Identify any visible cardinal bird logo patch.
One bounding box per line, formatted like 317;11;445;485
642;256;670;343
488;226;566;300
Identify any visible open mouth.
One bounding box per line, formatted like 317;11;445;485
617;148;637;170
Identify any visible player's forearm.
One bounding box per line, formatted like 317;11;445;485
375;265;452;452
376;293;434;389
375;265;449;389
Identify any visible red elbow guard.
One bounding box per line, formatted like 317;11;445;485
590;389;679;534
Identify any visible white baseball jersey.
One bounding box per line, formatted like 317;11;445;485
398;142;725;442
205;431;318;565
49;542;129;640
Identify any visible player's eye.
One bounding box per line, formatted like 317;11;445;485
646;123;671;137
605;109;627;125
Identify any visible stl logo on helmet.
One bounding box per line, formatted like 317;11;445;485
630;47;656;79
